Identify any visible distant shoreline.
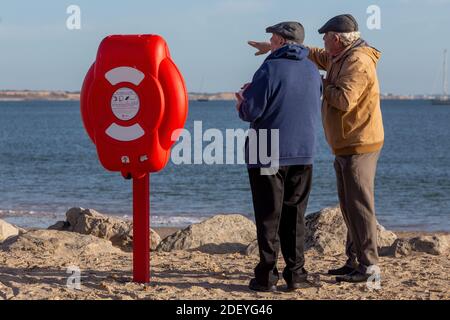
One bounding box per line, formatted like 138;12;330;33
0;90;236;102
0;90;445;102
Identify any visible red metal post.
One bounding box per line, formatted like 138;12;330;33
132;173;150;283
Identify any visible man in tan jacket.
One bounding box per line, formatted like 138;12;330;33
249;14;384;283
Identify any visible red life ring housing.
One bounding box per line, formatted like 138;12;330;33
81;35;188;179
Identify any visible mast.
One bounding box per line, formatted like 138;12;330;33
444;49;448;97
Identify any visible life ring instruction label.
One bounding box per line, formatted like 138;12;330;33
111;87;140;121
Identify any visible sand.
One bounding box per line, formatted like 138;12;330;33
0;228;448;300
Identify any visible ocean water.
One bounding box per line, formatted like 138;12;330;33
0;100;449;231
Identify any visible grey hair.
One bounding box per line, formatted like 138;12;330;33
332;31;361;47
284;39;302;45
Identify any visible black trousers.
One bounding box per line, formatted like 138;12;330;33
248;165;313;286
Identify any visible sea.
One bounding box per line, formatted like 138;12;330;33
0;100;449;231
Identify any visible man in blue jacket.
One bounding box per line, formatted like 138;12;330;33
236;21;322;292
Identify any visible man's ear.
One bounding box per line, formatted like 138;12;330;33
332;33;340;44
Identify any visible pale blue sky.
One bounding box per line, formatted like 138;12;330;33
0;0;449;95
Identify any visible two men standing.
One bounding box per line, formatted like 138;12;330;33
240;14;384;291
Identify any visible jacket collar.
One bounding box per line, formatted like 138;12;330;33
331;38;367;63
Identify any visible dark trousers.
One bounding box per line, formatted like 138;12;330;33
248;165;312;286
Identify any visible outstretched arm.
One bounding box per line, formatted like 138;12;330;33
247;40;330;71
247;41;271;56
306;47;329;71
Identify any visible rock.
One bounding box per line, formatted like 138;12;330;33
386;238;413;257
245;206;397;256
48;207;161;251
383;235;449;256
376;224;398;249
304;207;347;253
0;219;19;243
48;221;67;231
17;226;28;235
1;230;122;257
409;235;449;255
304;206;397;254
157;214;256;254
245;240;259;256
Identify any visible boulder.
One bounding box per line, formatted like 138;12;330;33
0;219;19;243
245;206;397;255
1;229;122;257
410;235;449;255
48;207;161;251
385;238;413;257
388;235;449;256
304;206;397;254
157;214;256;254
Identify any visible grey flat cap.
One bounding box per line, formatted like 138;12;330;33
318;14;358;34
266;21;305;44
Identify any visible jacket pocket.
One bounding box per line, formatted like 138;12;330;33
323;105;344;146
342;111;356;139
342;110;372;142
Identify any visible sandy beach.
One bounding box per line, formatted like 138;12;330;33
0;210;448;300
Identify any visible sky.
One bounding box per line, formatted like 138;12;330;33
0;0;449;95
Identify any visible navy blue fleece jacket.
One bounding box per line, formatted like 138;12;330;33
239;44;322;168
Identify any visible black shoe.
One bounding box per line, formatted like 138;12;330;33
248;278;277;292
328;265;355;276
286;280;316;291
286;273;322;291
336;270;370;283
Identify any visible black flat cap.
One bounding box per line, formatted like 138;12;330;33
318;14;358;34
266;21;305;44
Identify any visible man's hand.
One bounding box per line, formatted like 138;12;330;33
235;93;243;111
235;83;250;111
235;90;244;112
248;41;271;56
240;82;251;91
